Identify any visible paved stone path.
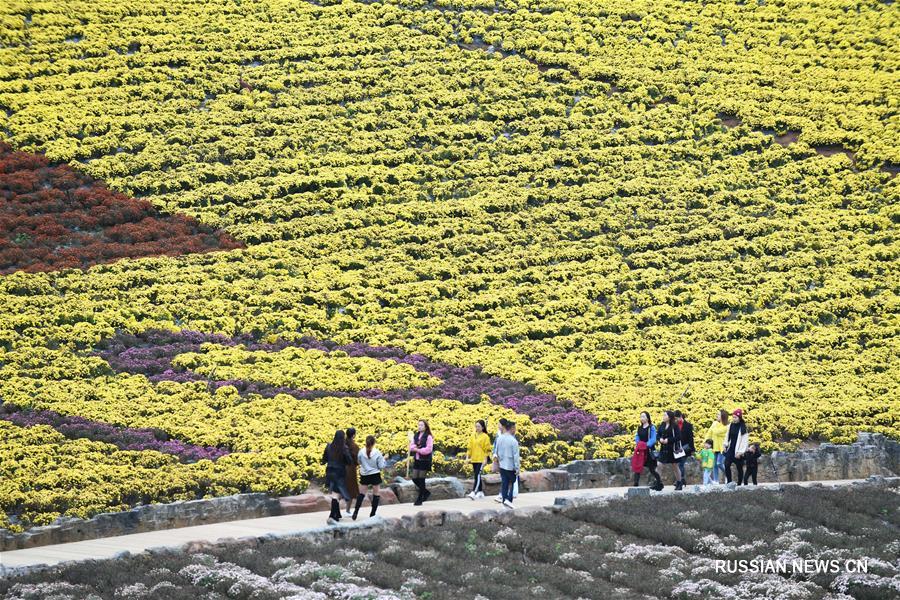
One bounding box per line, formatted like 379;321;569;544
0;479;868;573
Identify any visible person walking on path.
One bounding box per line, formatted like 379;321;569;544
409;419;434;506
674;410;695;487
466;419;492;499
633;411;663;490
353;435;386;519
344;427;360;516
657;411;685;490
699;439;716;485
322;430;353;525
742;442;761;486
491;419;508;502
722;409;750;485
494;420;521;509
705;409;729;483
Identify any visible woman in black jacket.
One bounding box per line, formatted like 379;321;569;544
322;429;353;525
657;410;684;490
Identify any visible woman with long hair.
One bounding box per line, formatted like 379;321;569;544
633;411;663;490
353;434;386;519
466;419;492;499
344;427;360;515
657;410;684;490
409;419;434;505
722;409;750;484
705;409;730;483
322;429;352;525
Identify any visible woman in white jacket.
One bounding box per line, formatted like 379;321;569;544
722;409;750;485
352;435;387;520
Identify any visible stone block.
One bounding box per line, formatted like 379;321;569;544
414;510;446;528
468;509;501;523
518;469;571;493
481;473;501;495
279;493;331;514
511;506;549;519
443;510;467;524
391;477;466;503
626;487;650;498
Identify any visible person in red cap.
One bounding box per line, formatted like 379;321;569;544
722;409;749;484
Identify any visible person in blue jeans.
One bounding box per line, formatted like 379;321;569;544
493;419;520;509
491;419;508;502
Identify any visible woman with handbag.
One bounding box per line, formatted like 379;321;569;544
633;411;663;490
723;409;750;485
657;410;685;490
409;419;434;505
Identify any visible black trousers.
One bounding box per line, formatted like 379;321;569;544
634;462;662;486
743;464;758;485
471;462;484;493
725;454;744;484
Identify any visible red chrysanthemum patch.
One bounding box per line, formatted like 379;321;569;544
0;142;243;274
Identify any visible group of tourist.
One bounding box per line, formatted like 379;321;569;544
632;408;762;490
321;426;389;525
322;417;522;525
322;407;759;525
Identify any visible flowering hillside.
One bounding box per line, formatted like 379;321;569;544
0;0;897;529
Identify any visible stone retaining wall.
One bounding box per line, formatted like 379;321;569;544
1;494;281;552
3;432;896;551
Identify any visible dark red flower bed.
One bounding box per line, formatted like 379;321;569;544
0;143;243;274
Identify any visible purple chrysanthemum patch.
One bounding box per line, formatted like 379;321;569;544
0;401;228;462
94;329;617;441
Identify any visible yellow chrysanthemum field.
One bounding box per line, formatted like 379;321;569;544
0;0;897;530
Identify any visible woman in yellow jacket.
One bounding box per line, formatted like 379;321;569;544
465;419;493;499
705;409;729;484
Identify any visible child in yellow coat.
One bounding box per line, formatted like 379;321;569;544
466;419;493;499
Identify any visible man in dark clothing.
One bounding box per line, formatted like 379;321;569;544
742;443;760;485
674;411;695;488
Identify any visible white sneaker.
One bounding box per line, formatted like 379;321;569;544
502;500;515;510
493;495;503;503
475;491;485;499
327;517;339;525
467;491;476;500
